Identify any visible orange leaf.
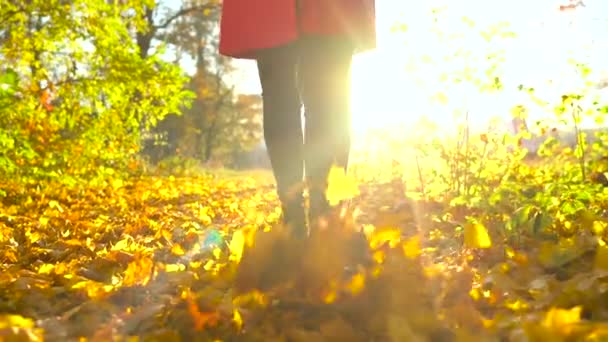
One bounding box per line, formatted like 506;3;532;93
186;291;220;330
40;88;53;111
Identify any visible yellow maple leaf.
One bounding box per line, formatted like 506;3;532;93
37;263;55;275
171;244;185;256
198;206;213;225
26;231;41;244
464;222;492;249
212;247;222;259
369;226;401;250
229;230;245;263
0;315;35;329
232;290;268;307
111;178;123;190
165;264;185;272
233;309;243;331
542;306;581;335
326;166;359;206
38;216;49;227
323;290;338;304
112;237;131;251
48;200;64;213
372;250;385;264
346;273;366;295
123;254;154;287
403;235;422;259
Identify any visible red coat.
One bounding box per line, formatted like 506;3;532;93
219;0;376;59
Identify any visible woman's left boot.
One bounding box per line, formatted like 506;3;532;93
281;194;308;239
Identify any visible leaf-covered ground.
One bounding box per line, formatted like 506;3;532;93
2;172;608;341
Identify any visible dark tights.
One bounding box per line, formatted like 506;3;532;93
257;36;353;231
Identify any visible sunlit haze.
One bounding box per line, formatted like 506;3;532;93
229;0;608;137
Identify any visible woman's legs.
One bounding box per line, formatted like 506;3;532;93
257;43;306;237
299;36;354;221
256;36;354;235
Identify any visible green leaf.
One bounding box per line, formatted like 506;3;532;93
0;68;18;96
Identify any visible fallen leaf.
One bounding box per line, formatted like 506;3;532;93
464;222;492;249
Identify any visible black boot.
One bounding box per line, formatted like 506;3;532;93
307;180;331;231
280;193;308;239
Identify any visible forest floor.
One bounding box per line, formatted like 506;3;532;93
1;170;608;341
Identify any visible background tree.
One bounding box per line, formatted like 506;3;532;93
145;0;264;166
0;0;192;183
128;0;220;59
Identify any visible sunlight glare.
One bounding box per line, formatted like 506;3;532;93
350;0;608;137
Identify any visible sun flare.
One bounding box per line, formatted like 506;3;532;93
349;0;608;137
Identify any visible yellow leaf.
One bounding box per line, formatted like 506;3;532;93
464;222;492;249
346;273;366;295
542;306;581;335
27;231;41;244
482;318;494;329
372;250;385;264
112;237;131;251
87;284;114;300
326;166;359;205
212;247;222;259
55;262;68;275
165;264;185;272
504;298;529;312
48;200;64;213
369;227;401;250
362;224;375;239
323;290;338;304
153;179;163;189
403;235;422;259
123;254;154;287
244;226;259;247
229;230;245;263
371;265;383;278
233;290;268;307
203;260;215;271
593;221;607;236
469;287;482;301
233;309;243;331
38;263;54;274
111;178;124;189
161;228;172;242
0;314;35;329
171;244;185;256
199;206;213;225
39;216;49;227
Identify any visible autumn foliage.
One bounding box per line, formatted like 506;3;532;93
3;0;608;341
2;157;608;341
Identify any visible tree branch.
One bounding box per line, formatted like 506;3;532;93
153;3;218;30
